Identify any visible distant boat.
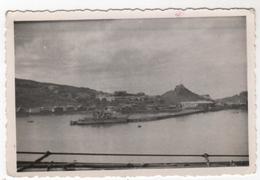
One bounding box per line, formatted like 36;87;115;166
27;120;34;123
138;125;142;128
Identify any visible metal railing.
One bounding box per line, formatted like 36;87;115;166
17;151;249;172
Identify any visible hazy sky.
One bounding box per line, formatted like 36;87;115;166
15;17;247;98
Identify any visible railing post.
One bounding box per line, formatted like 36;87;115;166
47;161;54;171
202;153;210;167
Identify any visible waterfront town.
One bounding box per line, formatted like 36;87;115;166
16;81;248;117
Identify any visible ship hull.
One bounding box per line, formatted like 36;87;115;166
70;118;128;125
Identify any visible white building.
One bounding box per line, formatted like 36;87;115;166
29;107;41;113
96;94;115;102
180;100;214;109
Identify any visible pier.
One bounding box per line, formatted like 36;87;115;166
127;109;206;123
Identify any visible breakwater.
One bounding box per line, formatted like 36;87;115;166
127;109;205;123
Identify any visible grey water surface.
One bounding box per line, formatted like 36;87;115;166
16;109;248;163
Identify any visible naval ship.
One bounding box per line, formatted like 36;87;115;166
70;110;129;125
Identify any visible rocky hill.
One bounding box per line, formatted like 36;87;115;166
161;84;211;104
15;78;103;108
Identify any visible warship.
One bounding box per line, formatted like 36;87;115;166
70;110;129;125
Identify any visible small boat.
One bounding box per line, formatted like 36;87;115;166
27;120;34;123
138;125;142;128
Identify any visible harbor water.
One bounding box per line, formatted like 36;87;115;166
16;109;249;164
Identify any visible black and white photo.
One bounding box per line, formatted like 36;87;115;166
6;9;256;176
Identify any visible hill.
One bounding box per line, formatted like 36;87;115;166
217;91;248;105
15;78;103;108
161;84;210;104
16;78;247;109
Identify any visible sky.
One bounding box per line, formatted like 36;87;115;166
14;17;247;98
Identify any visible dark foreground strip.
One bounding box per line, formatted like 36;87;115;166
17;161;249;172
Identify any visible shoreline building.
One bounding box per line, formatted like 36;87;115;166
180;100;215;110
96;94;115;102
96;91;146;103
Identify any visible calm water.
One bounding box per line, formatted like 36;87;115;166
16;109;248;163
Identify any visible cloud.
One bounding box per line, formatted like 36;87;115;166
14;17;247;98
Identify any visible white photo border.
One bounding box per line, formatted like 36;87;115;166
5;8;256;177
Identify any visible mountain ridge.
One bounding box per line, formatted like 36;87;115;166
15;78;247;108
15;78;103;108
216;91;248;105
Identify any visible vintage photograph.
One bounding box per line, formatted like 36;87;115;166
6;9;255;175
